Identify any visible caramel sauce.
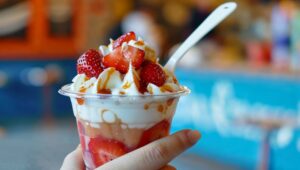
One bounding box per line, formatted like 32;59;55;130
76;98;85;105
79;86;87;93
148;86;153;94
135;41;145;46
167;98;175;106
157;104;164;113
98;89;112;94
77;87;86;105
144;104;149;110
160;84;174;93
84;76;90;81
173;77;178;84
97;68;115;94
122;81;131;89
133;71;140;88
119;91;126;95
144;46;156;62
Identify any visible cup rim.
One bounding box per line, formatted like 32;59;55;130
58;84;190;99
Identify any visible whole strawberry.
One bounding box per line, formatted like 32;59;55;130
140;61;166;87
77;49;103;78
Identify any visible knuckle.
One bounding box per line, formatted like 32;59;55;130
173;133;189;150
144;143;169;164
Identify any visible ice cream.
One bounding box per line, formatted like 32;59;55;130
59;31;189;169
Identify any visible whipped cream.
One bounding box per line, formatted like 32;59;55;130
71;96;179;129
70;66;179;95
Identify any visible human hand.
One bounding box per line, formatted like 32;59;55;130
61;129;201;170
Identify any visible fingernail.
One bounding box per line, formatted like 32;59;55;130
187;130;201;144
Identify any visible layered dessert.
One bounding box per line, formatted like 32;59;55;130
60;31;189;169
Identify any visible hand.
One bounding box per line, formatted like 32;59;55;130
61;129;201;170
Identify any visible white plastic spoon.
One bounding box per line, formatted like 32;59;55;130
164;2;237;72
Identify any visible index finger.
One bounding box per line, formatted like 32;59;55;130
97;130;201;170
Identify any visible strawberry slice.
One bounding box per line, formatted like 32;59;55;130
113;31;136;49
88;137;127;166
102;47;127;73
138;120;170;147
77;120;85;135
102;46;145;73
140;61;166;87
77;49;103;78
123;45;145;69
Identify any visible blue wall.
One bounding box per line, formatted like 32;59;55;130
172;68;300;170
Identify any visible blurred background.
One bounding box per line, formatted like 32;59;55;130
0;0;299;169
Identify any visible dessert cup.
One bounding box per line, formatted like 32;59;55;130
59;84;190;170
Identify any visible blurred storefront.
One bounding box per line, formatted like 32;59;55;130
0;0;299;170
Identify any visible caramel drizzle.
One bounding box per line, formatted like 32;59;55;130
160;84;174;93
144;104;149;110
135;41;145;46
99;109;129;128
119;91;126;95
77;87;87;105
122;81;131;89
97;68;115;94
157;104;164;113
148;86;153;95
167;98;175;106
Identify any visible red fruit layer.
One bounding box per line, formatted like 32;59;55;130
79;134;128;169
138;120;170;147
77;119;170;168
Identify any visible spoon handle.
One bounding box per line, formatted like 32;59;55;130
164;2;237;72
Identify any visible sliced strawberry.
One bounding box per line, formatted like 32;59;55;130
102;47;127;73
113;31;136;49
123;45;145;69
140;61;166;87
77;49;103;78
77;120;85;135
138;120;170;147
77;121;86;150
102;46;145;73
88;137;127;166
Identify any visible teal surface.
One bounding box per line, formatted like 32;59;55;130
172;68;300;170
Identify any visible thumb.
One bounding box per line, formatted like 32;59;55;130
97;129;201;170
61;145;85;170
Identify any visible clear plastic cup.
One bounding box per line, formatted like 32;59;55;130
59;84;190;170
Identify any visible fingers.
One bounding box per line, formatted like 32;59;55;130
60;145;85;170
97;130;201;170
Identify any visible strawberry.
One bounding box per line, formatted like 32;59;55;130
77;120;85;135
88;137;127;166
113;31;136;49
140;61;166;87
102;47;127;73
77;49;103;78
102;46;145;73
123;45;145;69
138;120;170;147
